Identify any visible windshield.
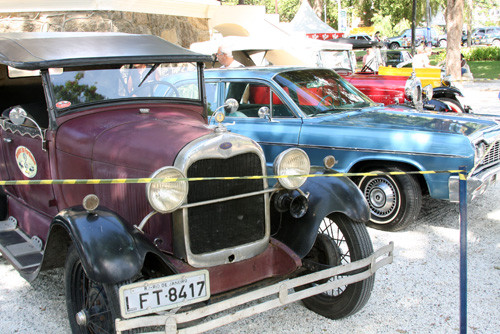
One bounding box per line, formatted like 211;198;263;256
318;50;354;71
48;62;200;113
273;68;376;116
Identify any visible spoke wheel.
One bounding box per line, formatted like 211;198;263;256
301;213;374;319
357;167;422;231
65;246;122;334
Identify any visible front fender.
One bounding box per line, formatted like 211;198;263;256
51;206;169;284
271;174;369;258
433;86;463;98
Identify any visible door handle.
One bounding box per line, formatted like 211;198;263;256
3;138;12;143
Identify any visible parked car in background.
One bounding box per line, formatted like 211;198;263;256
385;27;439;49
472;26;500;46
436;30;468;47
378;63;471;113
0;32;393;333
327;33;384;49
192;39;461;113
201;67;500;232
382;49;413;67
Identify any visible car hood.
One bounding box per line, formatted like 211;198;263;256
56;105;211;173
316;106;498;137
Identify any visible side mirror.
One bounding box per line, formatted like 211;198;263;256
258;106;270;119
223;98;239;114
8;106;46;151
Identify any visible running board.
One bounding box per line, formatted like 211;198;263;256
0;217;43;275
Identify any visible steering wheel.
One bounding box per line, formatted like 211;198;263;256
317;94;336;107
130;81;179;97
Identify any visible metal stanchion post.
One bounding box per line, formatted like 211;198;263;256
459;166;467;334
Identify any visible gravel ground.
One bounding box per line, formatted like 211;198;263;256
1;81;499;334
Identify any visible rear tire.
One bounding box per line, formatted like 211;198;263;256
301;213;374;319
439;39;447;48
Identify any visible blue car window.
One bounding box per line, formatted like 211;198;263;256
224;81;293;118
274;69;375;116
205;82;218;116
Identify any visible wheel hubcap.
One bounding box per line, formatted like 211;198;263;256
76;310;88;326
363;176;399;222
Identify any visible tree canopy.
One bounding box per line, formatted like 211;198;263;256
221;0;499;37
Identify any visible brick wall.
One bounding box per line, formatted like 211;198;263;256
0;11;210;48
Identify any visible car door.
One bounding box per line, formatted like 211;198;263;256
206;80;303;167
1;108;58;218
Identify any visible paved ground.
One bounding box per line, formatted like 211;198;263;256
0;80;499;334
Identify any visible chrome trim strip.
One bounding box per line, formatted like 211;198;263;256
257;141;468;159
180;188;277;209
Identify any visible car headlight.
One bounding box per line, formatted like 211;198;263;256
474;142;488;165
273;148;310;189
423;84;433;101
404;73;422;103
146;167;188;213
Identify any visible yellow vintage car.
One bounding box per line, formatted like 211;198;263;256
378;65;470;113
379;66;442;87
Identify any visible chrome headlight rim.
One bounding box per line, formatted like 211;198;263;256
273;148;310;189
423;84;433;101
146;166;188;213
474;141;487;165
404;73;422;103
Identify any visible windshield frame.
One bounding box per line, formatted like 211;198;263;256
272;68;377;117
46;62;205;116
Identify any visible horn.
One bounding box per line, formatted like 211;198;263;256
289;195;309;219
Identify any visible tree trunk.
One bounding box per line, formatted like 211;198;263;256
445;0;464;80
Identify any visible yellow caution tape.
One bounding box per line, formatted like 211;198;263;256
0;170;465;186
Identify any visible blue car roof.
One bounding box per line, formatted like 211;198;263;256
204;66;312;80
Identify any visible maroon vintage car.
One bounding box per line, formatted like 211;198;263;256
0;32;392;333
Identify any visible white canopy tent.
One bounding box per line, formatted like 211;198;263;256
285;1;343;40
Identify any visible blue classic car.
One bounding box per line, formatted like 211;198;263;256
202;67;500;231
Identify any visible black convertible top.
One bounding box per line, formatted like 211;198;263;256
0;32;212;70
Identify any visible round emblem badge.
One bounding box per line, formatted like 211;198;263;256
215;111;225;123
15;146;37;178
56;100;72;109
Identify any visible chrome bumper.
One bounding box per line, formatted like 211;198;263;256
115;243;394;334
449;165;500;202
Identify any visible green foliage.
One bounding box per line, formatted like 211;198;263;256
53;72;104;104
435;47;500;62
371;13;395;37
468;61;500;79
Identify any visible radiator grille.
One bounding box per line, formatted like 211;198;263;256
481;141;500;167
186;153;266;255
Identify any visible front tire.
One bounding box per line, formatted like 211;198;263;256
301;213;374;319
389;42;399;50
439;39;447;47
65;246;122;334
357;167;422;231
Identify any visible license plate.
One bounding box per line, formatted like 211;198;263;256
119;270;210;319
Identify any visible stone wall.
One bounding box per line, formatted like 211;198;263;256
0;11;210;48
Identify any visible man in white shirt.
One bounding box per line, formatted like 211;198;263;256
216;45;243;68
